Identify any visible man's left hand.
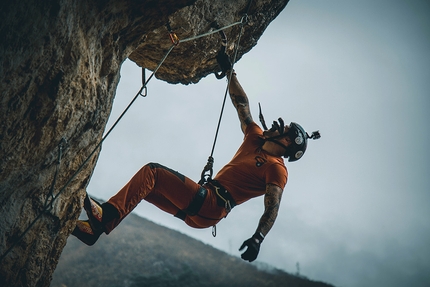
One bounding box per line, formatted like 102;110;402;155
216;51;232;73
239;232;264;262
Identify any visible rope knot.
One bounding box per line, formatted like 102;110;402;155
199;156;214;185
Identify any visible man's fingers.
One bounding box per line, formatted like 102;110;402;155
239;242;247;251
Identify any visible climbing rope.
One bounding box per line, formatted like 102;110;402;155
181;20;244;44
199;0;254;238
0;13;252;262
199;3;253;185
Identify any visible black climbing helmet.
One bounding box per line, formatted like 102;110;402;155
258;103;320;162
284;122;320;162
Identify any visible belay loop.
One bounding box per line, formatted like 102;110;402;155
198;156;214;185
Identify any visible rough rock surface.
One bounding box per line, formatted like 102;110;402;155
129;0;289;84
0;0;288;286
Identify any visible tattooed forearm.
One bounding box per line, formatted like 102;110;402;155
257;184;283;236
231;94;248;107
230;93;253;125
228;73;254;132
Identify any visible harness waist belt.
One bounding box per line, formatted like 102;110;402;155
208;180;236;212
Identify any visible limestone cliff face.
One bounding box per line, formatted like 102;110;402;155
0;0;288;286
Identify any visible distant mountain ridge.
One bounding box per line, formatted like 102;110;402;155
52;212;334;287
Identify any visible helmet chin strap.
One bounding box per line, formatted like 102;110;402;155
265;137;290;157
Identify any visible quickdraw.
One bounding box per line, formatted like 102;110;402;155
169;32;180;46
139;68;147;97
166;21;180;46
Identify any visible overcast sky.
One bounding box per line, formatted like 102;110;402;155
86;1;430;286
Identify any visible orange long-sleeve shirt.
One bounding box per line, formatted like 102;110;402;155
215;122;288;205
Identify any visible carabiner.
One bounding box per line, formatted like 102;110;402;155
138;86;147;97
212;225;217;237
169;32;180;46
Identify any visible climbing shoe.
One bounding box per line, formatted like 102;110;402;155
83;194;104;233
71;220;102;246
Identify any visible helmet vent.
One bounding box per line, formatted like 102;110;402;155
295;136;303;145
295;151;304;159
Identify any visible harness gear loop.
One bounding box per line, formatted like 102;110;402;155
213;184;232;213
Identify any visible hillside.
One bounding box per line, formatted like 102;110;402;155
52;212;334;287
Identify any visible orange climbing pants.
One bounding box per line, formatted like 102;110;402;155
105;162;227;233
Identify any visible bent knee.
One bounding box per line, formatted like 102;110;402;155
145;162;185;182
147;162;161;169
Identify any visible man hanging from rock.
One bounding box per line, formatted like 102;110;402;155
71;52;320;262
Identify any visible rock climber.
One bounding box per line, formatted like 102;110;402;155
72;53;320;262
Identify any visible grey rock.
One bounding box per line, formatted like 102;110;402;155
0;0;289;286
